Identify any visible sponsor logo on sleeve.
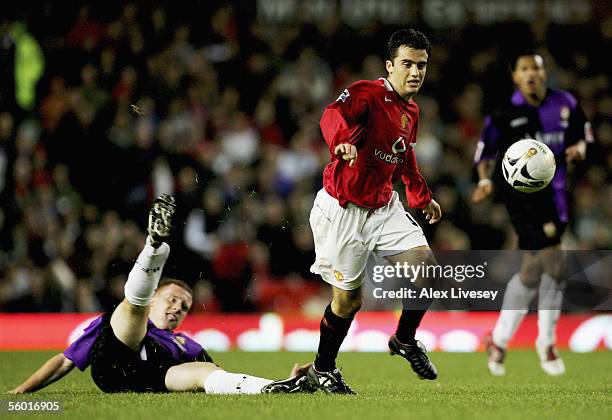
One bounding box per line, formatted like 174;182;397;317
337;89;350;103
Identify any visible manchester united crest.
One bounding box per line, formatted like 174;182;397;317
401;114;408;128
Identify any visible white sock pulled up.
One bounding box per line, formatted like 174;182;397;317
536;273;564;348
203;370;273;395
492;273;537;348
124;236;170;306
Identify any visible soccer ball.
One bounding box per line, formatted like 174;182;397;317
501;139;556;193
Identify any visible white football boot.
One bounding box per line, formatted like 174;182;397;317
484;332;506;376
536;342;566;376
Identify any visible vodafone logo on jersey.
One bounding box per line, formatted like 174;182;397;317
374;149;404;164
392;137;407;153
374;137;406;165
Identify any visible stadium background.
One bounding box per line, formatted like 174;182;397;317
0;0;610;352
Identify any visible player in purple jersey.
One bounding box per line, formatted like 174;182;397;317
471;52;594;376
9;195;315;395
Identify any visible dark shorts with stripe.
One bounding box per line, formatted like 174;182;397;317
89;315;176;393
502;193;567;250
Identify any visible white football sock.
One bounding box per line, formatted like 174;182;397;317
536;273;564;348
124;236;170;306
492;273;537;348
203;370;273;395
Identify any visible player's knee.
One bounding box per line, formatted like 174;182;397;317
519;272;540;287
341;300;362;317
421;253;439;286
541;248;566;282
334;294;362;317
406;252;438;288
165;362;222;392
543;265;565;283
348;297;363;315
519;266;541;287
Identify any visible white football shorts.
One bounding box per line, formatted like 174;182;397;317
309;188;428;290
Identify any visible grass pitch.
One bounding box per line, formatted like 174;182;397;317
1;350;610;419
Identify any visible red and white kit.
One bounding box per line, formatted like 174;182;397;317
311;78;432;290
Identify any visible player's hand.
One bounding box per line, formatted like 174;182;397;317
565;140;586;163
289;362;312;378
334;143;357;167
7;388;24;394
423;199;442;224
471;179;493;204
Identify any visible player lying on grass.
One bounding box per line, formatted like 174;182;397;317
9;195;315;395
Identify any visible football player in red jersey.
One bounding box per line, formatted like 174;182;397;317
305;29;442;394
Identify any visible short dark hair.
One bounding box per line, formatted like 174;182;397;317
386;29;431;62
157;278;193;296
508;50;543;71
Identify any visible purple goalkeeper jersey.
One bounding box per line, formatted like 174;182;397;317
64;315;205;371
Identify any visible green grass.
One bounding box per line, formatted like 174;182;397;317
1;351;610;419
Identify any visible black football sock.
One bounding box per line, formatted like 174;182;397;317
395;308;430;345
396;281;435;344
395;288;433;344
314;303;354;372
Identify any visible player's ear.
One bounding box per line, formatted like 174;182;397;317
385;59;394;74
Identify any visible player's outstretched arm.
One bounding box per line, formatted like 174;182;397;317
8;353;75;394
472;160;494;204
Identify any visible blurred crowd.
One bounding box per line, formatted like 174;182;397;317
0;2;610;314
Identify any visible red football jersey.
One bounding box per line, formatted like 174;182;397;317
320;78;432;209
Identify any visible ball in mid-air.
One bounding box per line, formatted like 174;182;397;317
502;139;556;193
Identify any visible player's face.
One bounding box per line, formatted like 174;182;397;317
386;46;428;99
149;284;193;331
512;55;547;102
